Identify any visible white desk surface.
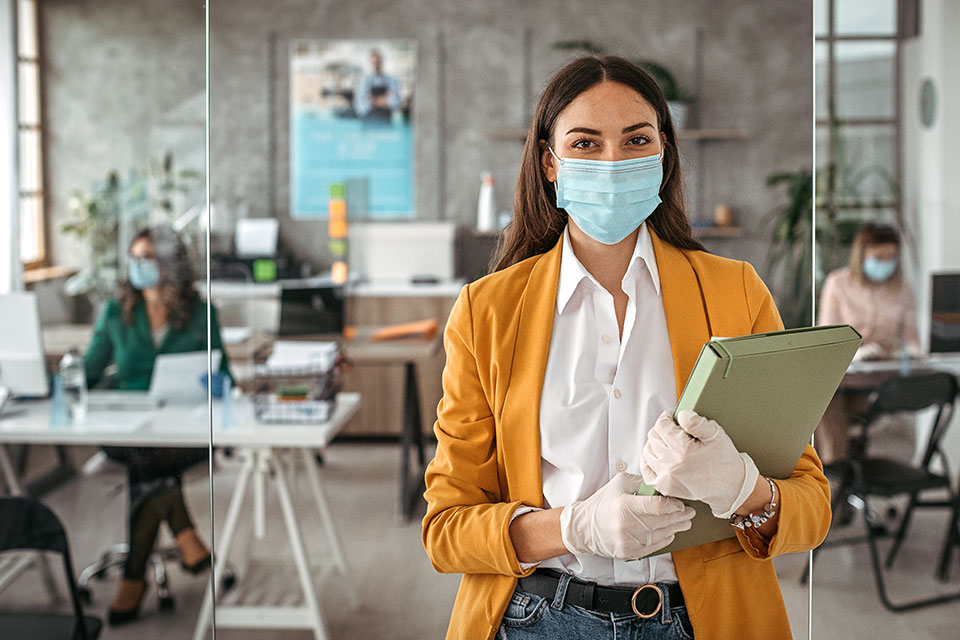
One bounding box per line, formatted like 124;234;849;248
846;353;960;375
0;393;359;449
205;278;464;299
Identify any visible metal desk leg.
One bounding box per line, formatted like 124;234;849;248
399;361;427;521
192;449;255;640
301;448;357;608
272;450;329;640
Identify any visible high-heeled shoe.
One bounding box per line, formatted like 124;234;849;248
108;578;146;626
177;527;211;574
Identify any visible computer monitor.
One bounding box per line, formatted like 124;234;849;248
0;292;50;397
930;273;960;354
278;285;346;336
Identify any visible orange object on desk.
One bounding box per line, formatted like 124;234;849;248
369;319;439;341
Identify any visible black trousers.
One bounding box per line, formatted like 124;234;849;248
102;447;207;580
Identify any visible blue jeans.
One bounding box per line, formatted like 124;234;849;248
497;574;694;639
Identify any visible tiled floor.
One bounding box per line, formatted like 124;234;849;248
4;439;960;639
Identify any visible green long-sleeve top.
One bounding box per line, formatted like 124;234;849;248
83;298;232;391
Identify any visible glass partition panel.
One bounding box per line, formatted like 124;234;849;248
205;1;817;638
0;0;212;636
813;0;960;637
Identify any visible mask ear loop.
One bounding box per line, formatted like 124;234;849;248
547;146;563;165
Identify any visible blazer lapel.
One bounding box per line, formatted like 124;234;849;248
650;229;712;399
497;239;563;507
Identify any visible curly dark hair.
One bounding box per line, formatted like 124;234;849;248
119;225;199;329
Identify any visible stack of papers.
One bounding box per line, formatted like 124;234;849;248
264;341;338;373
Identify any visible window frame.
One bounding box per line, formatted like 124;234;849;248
816;0;902;222
17;0;46;269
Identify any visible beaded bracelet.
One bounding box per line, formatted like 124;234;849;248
729;478;777;530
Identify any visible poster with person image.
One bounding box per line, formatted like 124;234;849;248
290;38;416;219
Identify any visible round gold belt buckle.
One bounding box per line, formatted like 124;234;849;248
631;584;663;619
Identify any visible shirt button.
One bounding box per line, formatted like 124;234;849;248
601;334;612;344
613;388;622;399
616;460;627;472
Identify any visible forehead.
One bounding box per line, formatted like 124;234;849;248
556;81;657;131
130;237;153;254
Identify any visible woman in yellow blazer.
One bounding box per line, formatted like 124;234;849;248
423;56;830;640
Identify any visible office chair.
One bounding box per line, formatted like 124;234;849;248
810;370;960;612
0;496;102;639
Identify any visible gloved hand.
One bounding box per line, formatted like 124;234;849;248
853;342;887;361
559;472;696;561
640;410;759;519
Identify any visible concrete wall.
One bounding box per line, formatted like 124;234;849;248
40;0;812;297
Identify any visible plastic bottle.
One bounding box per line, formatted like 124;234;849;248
477;173;496;232
58;348;87;423
899;339;911;376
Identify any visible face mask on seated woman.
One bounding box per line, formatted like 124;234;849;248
862;256;898;283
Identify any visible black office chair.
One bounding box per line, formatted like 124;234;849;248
813;370;960;612
0;496;102;639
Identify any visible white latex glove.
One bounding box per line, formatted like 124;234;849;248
640;410;759;519
559;472;696;561
853;342;886;361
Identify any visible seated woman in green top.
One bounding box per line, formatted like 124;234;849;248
83;225;231;625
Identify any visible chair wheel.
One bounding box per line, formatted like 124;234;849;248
221;572;237;591
159;595;176;612
77;586;92;605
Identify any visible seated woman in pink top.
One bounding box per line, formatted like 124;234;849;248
815;223;919;464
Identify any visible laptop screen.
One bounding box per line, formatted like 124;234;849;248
930;273;960;354
279;286;346;336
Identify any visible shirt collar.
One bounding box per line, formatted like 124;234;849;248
556;223;662;316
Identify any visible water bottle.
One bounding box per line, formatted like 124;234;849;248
58;348;88;423
899;339;911;376
477;173;496;232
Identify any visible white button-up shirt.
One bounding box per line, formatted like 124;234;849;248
537;223;679;585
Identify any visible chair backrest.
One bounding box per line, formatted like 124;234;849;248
867;370;959;468
0;497;94;640
0;496;69;555
871;371;959;415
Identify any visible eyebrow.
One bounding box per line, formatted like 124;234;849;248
564;122;656;136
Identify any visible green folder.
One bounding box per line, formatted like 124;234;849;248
638;324;862;557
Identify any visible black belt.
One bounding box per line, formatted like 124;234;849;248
519;568;684;618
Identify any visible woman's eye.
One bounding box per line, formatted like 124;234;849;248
627;135;652;145
571;138;596;149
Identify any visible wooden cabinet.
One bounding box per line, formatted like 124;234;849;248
340;294;457;437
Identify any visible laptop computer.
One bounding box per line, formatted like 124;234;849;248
278;285;346;336
930;273;960;354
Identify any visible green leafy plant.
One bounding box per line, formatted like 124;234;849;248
762;169;813;328
60;152;203;304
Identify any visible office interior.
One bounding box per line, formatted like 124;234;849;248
1;0;960;638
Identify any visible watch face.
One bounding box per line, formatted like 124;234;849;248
921;77;937;129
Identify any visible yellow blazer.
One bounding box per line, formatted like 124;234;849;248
422;229;831;640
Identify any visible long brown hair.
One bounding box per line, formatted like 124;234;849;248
848;222;901;285
492;56;704;272
119;225;199;329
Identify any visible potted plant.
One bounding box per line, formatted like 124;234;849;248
762;168;813;328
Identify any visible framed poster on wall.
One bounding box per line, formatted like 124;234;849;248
290;38;416;219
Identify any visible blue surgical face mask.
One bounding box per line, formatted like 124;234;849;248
862;256;898;283
549;147;663;245
128;257;161;290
